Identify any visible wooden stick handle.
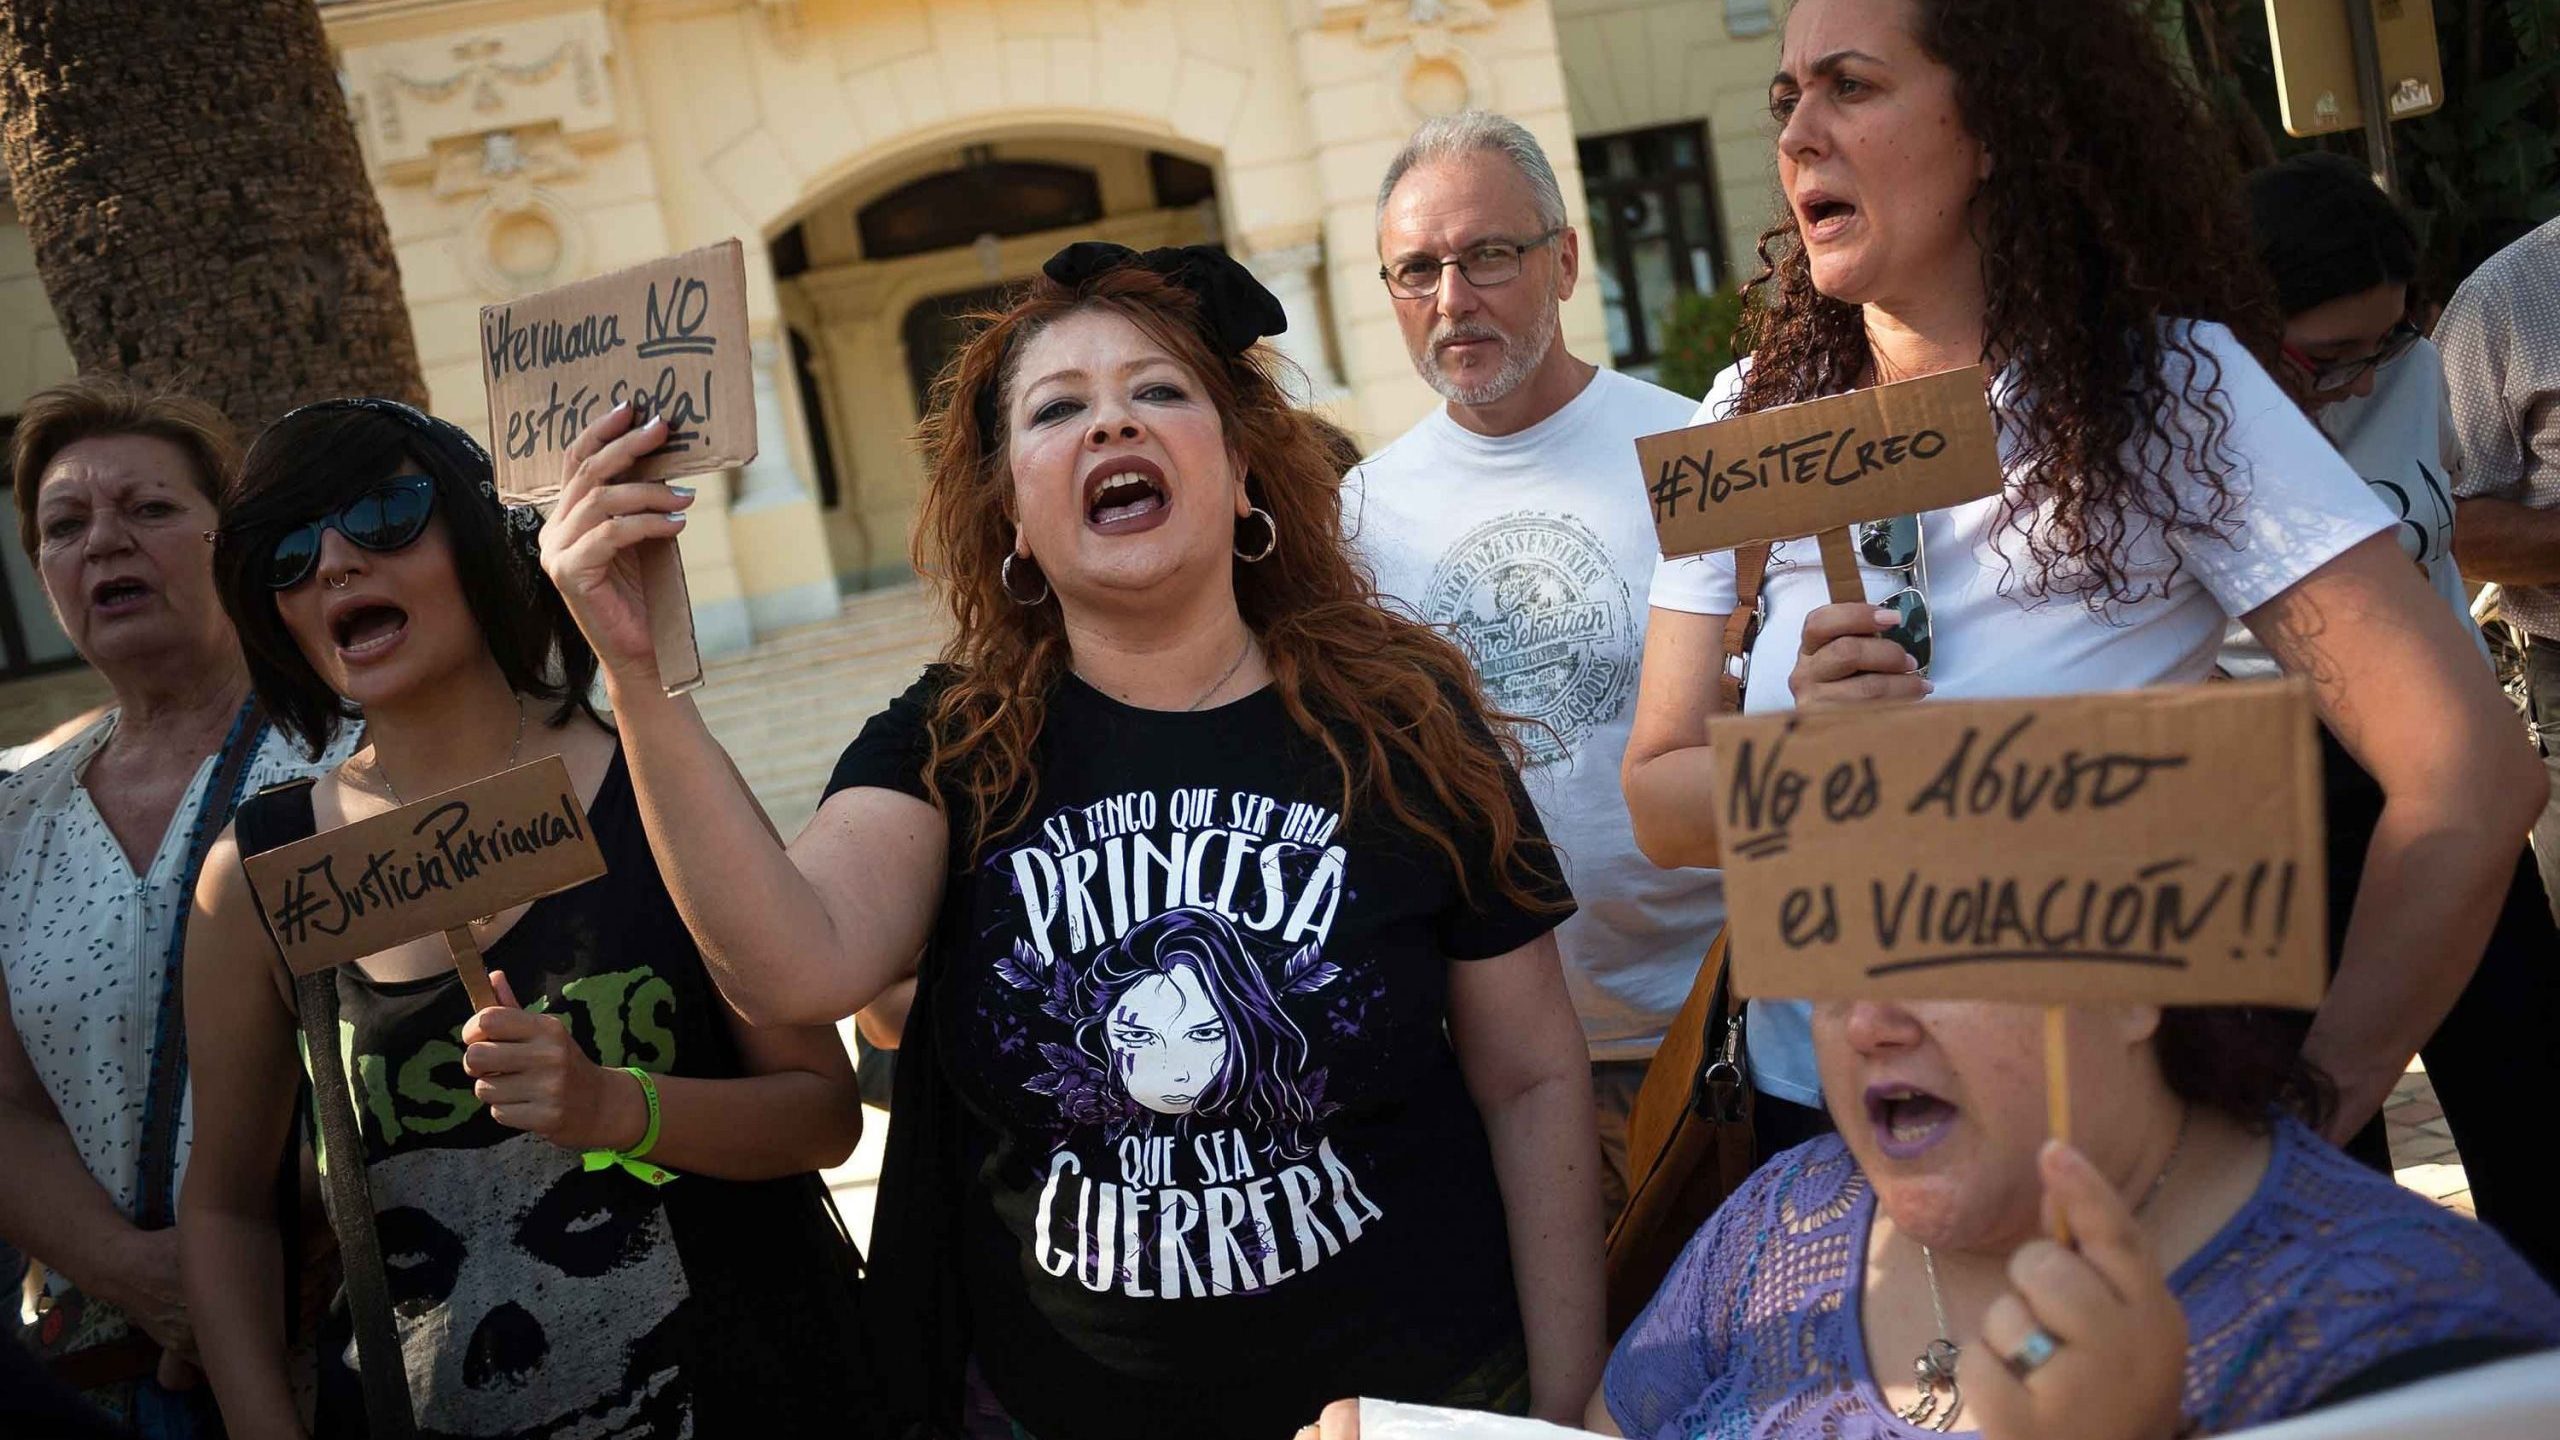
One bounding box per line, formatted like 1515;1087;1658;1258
443;925;500;1012
2046;1003;2073;1245
1816;525;1866;606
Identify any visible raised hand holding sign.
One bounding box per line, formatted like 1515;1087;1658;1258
479;239;759;695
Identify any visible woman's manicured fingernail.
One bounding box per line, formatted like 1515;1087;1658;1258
668;485;695;500
667;510;688;527
608;400;629;417
1918;678;1935;695
1873;608;1899;628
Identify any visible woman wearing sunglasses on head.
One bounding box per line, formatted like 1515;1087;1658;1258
173;400;878;1439
2215;151;2560;1288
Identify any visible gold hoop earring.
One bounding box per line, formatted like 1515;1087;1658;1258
1001;552;1051;605
1235;507;1278;563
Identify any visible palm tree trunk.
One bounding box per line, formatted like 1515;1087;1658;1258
0;0;424;435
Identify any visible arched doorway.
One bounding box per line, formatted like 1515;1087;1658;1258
769;137;1223;591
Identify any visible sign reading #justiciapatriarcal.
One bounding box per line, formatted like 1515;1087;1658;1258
243;756;607;978
1634;366;2006;561
1706;681;2328;1008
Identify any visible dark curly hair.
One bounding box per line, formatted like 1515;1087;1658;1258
1737;0;2281;608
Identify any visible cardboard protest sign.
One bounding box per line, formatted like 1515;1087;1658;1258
1635;367;2005;576
1355;1400;1586;1438
1705;681;2326;1008
480;239;758;692
243;756;607;1008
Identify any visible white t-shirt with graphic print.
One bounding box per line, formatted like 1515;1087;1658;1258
1651;322;2393;1107
1349;366;1726;1062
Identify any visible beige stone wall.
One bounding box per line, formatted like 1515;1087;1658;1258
1297;0;1611;445
1552;0;1788;293
321;0;1627;606
3;1;1769;660
2;200;84;695
0;203;77;410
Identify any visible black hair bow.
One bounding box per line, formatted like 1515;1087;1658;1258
1042;242;1288;355
971;243;1290;449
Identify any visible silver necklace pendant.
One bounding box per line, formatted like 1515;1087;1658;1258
1900;1339;1963;1431
1904;1245;1964;1430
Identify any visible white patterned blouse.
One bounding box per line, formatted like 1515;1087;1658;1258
0;710;354;1296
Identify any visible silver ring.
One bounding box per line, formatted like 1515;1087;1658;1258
2003;1326;2061;1379
326;574;351;590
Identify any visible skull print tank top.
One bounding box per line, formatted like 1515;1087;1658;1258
237;747;878;1439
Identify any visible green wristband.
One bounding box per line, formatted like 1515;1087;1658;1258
582;1066;675;1186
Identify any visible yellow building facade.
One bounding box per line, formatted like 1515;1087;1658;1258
3;0;1792;694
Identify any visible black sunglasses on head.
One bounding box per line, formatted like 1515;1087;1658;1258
264;475;438;590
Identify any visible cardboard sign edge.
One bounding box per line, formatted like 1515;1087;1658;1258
1634;364;2003;562
241;755;609;977
1704;679;2328;1009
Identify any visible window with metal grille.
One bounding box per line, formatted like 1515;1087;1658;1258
1577;123;1728;376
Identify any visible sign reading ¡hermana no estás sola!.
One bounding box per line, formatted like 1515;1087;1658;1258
479;239;759;693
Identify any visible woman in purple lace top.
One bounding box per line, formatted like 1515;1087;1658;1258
1601;998;2560;1440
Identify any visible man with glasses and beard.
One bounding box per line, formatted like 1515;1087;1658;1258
1346;111;1724;1218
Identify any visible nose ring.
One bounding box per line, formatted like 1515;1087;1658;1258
327;574;351;590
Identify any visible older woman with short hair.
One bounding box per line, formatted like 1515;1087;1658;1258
0;376;352;1435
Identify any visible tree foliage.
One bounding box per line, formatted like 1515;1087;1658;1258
2173;0;2559;296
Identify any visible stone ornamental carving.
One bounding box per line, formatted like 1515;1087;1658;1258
339;9;618;176
1310;0;1521;120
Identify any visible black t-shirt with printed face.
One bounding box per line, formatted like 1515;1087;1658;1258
829;669;1573;1440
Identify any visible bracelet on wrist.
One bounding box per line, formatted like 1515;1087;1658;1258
582;1066;676;1186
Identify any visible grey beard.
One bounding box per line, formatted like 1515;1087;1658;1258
1415;300;1562;409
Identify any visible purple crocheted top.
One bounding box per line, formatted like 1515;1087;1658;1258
1604;1119;2560;1440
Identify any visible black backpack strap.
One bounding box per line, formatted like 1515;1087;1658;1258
237;778;420;1440
133;700;268;1230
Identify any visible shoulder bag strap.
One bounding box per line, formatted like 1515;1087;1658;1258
133;700;268;1231
295;968;418;1440
1716;543;1774;715
240;780;421;1440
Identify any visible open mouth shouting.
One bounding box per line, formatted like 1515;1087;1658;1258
1798;187;1859;244
327;596;412;664
89;575;155;619
1083;456;1172;536
1866;1082;1958;1162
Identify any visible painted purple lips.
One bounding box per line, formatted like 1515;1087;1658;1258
1865;1083;1958;1161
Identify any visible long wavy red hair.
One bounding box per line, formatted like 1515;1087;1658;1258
913;263;1556;910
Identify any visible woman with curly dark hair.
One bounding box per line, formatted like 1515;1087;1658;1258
538;242;1604;1439
1612;0;2549;1430
1624;0;2534;1150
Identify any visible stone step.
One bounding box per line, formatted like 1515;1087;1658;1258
682;584;949;835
